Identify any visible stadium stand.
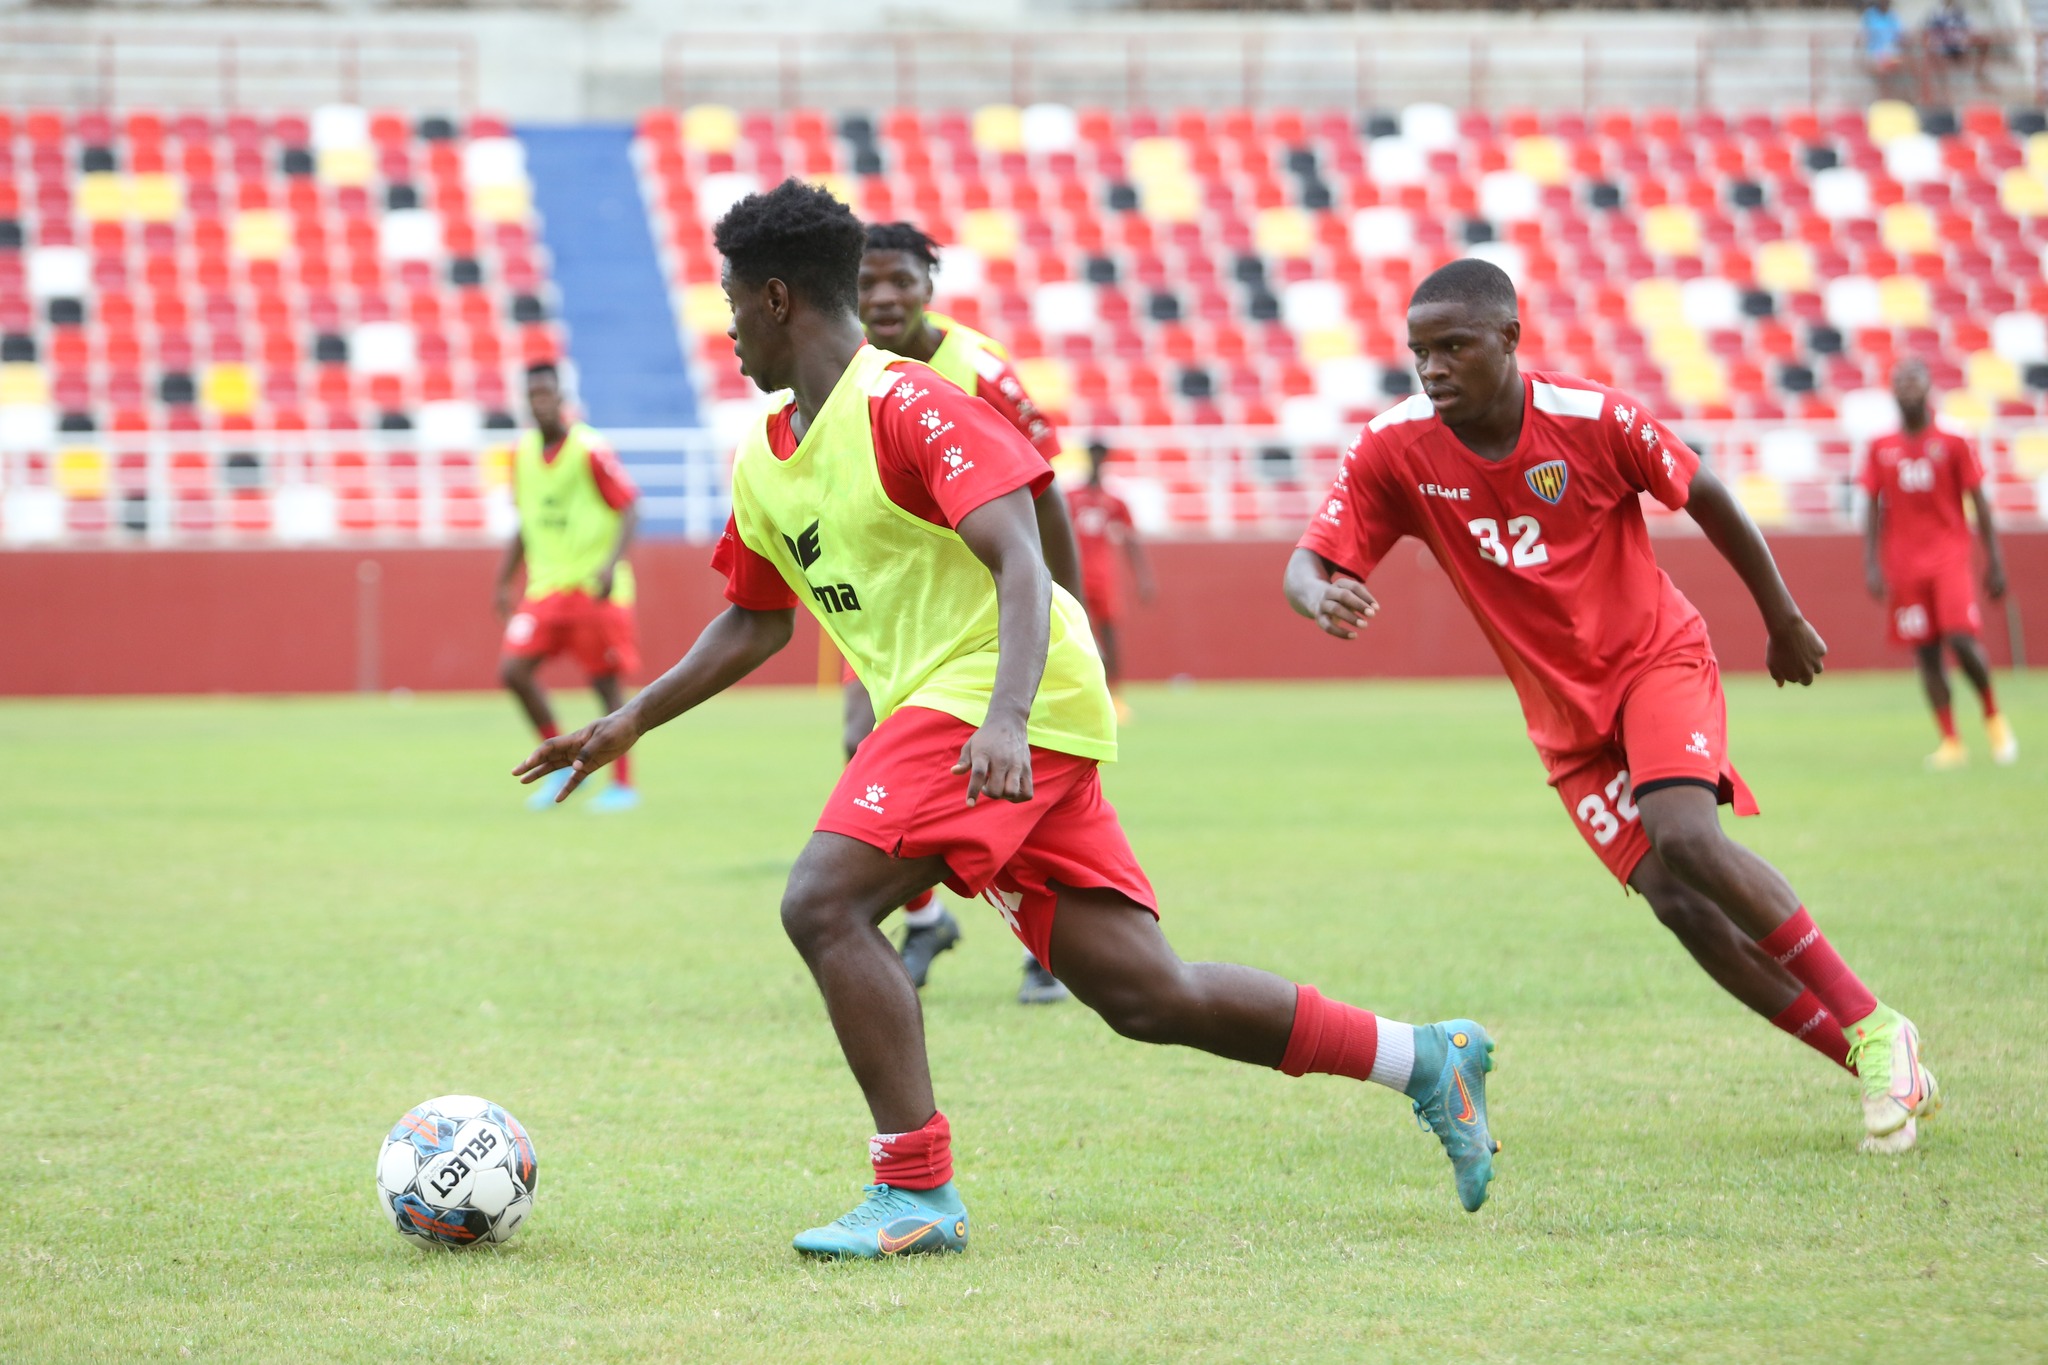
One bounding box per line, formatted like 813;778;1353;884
638;99;2048;534
0;104;557;542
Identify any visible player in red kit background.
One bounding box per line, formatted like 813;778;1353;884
1862;357;2015;769
1285;259;1941;1155
1067;441;1155;718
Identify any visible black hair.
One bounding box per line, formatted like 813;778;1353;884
713;178;866;311
525;361;559;383
863;221;941;272
1409;258;1519;321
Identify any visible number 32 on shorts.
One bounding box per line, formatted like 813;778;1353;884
1577;770;1639;846
1469;516;1549;568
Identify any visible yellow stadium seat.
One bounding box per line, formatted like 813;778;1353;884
0;363;49;406
1648;324;1708;367
971;105;1024;154
682;282;732;335
131;174;183;223
231;210;290;261
1879;203;1936;254
479;444;513;489
2027;131;2048;179
1049;444;1091;485
202;364;257;415
1137;175;1200;223
959;208;1020;260
1642;205;1701;257
1938;390;1991;425
1998;168;2048;217
1298;326;1361;363
1877;275;1931;326
76;173;127;222
317;145;375;188
682;105;740;153
1965;349;2021;402
54;448;107;499
1626;278;1685;329
1668;355;1727;406
2012;430;2048;478
473;182;532;224
805;172;854;207
1866;99;1920;145
1013;357;1072;412
1755;240;1815;293
1254;207;1314;259
1509;135;1568;185
1128;137;1189;181
1734;473;1788;524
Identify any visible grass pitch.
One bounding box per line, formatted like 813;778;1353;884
2;674;2044;1362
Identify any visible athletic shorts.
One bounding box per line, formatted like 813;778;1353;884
1886;568;1981;647
1083;580;1122;627
816;705;1157;971
501;590;640;679
1545;649;1758;885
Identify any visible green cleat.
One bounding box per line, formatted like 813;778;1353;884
1845;1006;1940;1145
793;1182;969;1260
1407;1020;1499;1212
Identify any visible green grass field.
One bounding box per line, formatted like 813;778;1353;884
3;674;2044;1362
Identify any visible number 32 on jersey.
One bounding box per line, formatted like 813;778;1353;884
1468;516;1549;568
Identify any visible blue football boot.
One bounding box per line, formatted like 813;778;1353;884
792;1182;969;1260
588;783;641;813
1406;1020;1500;1212
525;767;574;810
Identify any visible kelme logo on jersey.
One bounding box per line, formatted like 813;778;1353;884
1524;460;1569;505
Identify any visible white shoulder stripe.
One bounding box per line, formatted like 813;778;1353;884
1368;393;1435;432
865;364;905;398
1531;381;1604;419
968;346;1007;383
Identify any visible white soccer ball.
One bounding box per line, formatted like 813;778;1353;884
375;1095;538;1247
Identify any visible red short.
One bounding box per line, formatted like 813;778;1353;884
501;591;640;679
1083;579;1122;627
1547;649;1758;885
816;706;1157;970
1886;568;1981;647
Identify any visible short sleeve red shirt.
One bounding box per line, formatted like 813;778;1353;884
1859;425;1983;582
1297;371;1711;763
963;352;1063;463
1066;482;1135;597
710;356;1056;610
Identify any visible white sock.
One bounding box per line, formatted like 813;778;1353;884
901;900;944;929
1368;1018;1417;1092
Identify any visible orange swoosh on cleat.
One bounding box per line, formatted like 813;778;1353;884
876;1219;942;1255
1452;1070;1477;1124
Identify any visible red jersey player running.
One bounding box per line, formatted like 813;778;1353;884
517;181;1501;1255
1285;259;1939;1155
855;220;1086;1004
1067;440;1157;715
1861;356;2015;769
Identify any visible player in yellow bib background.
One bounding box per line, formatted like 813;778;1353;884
495;362;643;812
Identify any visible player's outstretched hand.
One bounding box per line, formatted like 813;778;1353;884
1986;561;2007;600
513;712;642;802
1312;575;1378;639
954;716;1034;806
1766;616;1827;688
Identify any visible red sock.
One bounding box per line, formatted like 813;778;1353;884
1757;908;1879;1027
1981;684;1999;719
1934;705;1957;740
902;888;935;913
1769;989;1854;1073
613;751;633;787
1278;985;1380;1081
870;1111;952;1190
539;722;560;741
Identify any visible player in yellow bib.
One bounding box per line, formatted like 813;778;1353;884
494;362;642;811
857;220;1086;1003
514;181;1498;1257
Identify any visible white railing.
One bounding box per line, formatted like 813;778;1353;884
2;419;2043;548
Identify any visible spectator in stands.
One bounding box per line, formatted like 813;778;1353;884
1925;0;1991;86
496;362;644;812
1861;0;1910;96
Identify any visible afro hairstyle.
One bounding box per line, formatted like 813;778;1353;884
713;178;866;312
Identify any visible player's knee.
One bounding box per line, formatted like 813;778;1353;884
498;655;530;689
1082;966;1194;1045
1644;819;1728;886
1646;882;1716;939
777;881;841;953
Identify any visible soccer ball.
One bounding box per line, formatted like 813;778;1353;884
375;1095;538;1247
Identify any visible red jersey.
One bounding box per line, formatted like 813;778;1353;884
962;351;1062;464
712;357;1055;610
1065;481;1135;598
1298;371;1710;763
1859;425;1983;582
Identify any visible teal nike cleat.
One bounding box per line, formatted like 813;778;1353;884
793;1182;969;1260
1406;1020;1499;1212
525;767;574;810
588;783;641;813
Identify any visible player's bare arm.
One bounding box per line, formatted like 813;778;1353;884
1033;484;1086;601
514;604;795;799
493;528;525;620
953;485;1050;805
1283;547;1378;639
595;502;639;601
1967;484;2007;599
1863;493;1887;600
1683;465;1827;687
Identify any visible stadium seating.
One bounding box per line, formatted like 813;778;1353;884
636;99;2048;531
0;105;556;540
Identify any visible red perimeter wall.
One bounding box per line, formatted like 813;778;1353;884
2;533;2039;696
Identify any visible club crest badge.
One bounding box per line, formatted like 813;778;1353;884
1524;459;1569;505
